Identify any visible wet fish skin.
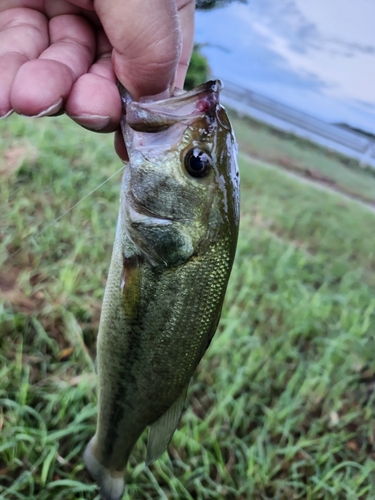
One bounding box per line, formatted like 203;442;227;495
84;80;239;500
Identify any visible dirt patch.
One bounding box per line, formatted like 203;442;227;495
297;167;375;208
251;153;375;210
0;142;38;178
0;267;43;313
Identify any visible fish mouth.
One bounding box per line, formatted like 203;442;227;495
121;80;222;133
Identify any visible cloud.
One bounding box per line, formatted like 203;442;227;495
226;1;375;103
325;39;375;58
233;0;375;57
196;5;328;93
195;0;375;133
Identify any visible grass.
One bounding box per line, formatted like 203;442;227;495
1;112;375;499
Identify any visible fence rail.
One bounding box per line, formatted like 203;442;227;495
219;80;375;169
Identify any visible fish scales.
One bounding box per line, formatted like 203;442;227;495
84;80;240;500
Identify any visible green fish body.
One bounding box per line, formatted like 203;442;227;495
84;81;239;500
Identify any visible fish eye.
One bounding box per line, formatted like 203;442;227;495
184;148;212;178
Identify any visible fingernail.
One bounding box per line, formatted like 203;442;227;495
69;114;111;131
0;109;14;119
35;98;63;117
19;98;63;118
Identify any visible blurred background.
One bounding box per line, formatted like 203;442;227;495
193;0;375;166
196;0;375;131
1;1;375;499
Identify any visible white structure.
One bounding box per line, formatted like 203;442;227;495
220;80;375;169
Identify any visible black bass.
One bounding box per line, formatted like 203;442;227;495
84;80;239;500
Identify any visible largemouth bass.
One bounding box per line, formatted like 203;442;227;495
84;80;240;500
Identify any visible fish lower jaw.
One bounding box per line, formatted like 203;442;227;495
84;437;125;500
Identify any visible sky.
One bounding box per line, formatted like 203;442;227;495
195;0;375;134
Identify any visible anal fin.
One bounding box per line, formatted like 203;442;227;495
146;388;187;466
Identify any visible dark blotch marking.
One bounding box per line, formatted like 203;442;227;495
122;255;141;319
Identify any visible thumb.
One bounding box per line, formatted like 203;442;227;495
94;0;181;99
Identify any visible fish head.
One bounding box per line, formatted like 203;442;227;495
120;80;239;266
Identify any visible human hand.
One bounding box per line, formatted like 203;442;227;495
0;0;195;158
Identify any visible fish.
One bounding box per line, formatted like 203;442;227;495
84;80;240;500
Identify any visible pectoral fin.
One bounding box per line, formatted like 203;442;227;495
146;388;187;465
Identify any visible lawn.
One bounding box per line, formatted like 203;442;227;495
1;112;375;500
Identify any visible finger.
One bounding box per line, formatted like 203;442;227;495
88;28;114;80
175;0;195;89
65;73;121;131
11;14;96;116
66;29;121;132
114;129;128;162
40;14;95;76
94;0;181;100
44;0;101;28
0;52;25;117
0;8;49;116
56;0;95;12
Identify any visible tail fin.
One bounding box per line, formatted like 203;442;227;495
84;437;125;500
